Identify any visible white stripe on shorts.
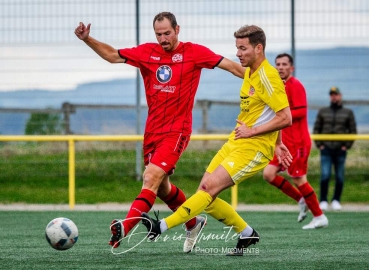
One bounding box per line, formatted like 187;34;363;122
232;151;263;182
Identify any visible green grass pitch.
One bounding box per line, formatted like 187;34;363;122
1;211;368;269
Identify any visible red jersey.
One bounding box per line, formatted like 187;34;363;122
282;77;311;148
118;42;223;134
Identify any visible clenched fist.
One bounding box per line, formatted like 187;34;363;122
74;22;91;40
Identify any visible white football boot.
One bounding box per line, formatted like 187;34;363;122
302;214;329;230
183;216;206;253
297;198;308;222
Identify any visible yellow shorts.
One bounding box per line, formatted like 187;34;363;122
206;140;270;185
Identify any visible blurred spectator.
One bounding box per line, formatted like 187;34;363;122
313;87;357;211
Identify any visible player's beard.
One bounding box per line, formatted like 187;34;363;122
161;42;172;51
242;55;256;68
278;71;288;80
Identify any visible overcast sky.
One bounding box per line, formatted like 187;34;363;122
0;0;368;91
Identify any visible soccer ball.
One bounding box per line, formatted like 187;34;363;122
45;217;78;250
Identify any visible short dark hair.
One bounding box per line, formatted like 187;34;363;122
234;25;266;51
153;12;178;29
275;53;294;65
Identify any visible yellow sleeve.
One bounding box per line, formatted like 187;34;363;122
259;69;289;112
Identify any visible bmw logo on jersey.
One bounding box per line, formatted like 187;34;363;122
156;65;172;83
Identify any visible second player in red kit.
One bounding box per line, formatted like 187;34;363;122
263;53;328;230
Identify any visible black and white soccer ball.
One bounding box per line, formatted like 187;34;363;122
45;217;78;250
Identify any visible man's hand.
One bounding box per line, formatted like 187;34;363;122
74;22;91;40
275;142;293;169
234;119;253;140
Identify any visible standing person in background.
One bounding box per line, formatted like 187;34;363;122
313;87;357;211
263;53;328;229
74;11;246;252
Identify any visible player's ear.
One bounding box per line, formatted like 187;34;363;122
255;43;263;54
175;25;180;35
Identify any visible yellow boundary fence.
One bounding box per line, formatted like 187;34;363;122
1;134;368;210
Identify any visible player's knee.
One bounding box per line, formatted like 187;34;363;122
292;177;306;187
142;170;163;192
198;179;222;198
262;171;273;182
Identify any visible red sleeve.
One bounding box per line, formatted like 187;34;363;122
117;45;144;68
291;106;306;120
286;77;307;109
285;78;307;121
191;43;223;69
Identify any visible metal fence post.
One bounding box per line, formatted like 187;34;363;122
68;138;76;210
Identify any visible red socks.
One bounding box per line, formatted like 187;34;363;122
270;175;302;202
122;184;197;236
270;176;323;217
159;183;197;230
123;189;156;236
297;182;323;217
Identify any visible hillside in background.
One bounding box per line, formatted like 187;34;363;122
1;47;368;135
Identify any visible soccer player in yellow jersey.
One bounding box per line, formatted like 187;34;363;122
142;25;292;255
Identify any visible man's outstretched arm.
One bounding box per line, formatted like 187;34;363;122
74;22;125;64
217;57;246;79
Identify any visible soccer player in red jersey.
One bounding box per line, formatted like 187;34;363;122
74;12;245;251
263;53;328;229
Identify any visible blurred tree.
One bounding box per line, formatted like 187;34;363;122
25;112;64;135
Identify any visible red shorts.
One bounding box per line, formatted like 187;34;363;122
269;145;310;177
143;132;190;175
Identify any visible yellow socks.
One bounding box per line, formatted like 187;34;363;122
164;190;212;229
163;191;248;234
205;197;247;233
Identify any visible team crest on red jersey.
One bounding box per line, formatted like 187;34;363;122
156;65;172;83
249;86;255;96
172;54;183;62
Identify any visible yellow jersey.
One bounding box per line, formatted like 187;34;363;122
228;59;289;159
